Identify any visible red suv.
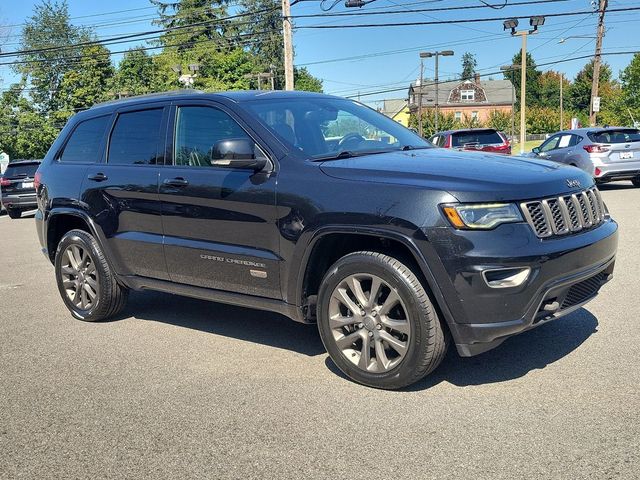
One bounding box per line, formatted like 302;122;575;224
429;128;511;155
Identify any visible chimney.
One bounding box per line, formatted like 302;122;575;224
474;73;481;85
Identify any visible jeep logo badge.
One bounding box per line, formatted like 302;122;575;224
566;179;581;188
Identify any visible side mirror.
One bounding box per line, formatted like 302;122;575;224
531;146;541;154
211;138;268;171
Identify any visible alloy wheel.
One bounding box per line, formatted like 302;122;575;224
328;273;411;373
60;244;98;311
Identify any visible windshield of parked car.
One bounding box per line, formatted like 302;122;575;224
588;129;640;144
451;130;503;147
3;163;39;178
242;97;431;159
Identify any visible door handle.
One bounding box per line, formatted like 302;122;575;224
163;177;189;187
87;172;108;182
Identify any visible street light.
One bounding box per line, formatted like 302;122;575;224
558;35;598;43
500;64;519;141
419;50;454;133
504;16;545;154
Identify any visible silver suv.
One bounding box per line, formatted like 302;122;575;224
529;127;640;186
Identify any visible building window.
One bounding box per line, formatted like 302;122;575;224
460;90;475;101
454;111;462;120
471;111;478;120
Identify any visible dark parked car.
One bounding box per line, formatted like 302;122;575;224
35;91;617;389
528;127;640;185
429;128;511;154
0;159;41;218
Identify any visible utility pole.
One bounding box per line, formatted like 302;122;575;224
282;0;294;91
418;53;426;137
500;64;518;141
590;0;608;126
560;72;564;130
504;16;544;154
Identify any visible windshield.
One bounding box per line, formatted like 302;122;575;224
242;97;431;159
3;163;39;178
451;130;503;147
588;129;640;144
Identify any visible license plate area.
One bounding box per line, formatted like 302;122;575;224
20;182;34;189
619;151;634;160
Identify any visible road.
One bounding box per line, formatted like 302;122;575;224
1;186;638;479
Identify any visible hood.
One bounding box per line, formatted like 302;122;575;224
318;148;594;202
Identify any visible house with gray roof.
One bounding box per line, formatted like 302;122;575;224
408;74;515;124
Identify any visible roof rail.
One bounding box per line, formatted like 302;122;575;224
92;89;205;108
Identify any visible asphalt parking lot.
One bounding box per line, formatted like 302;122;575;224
1;185;638;480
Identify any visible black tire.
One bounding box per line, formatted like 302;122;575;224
54;229;128;321
632;177;640;187
317;251;448;390
7;209;21;219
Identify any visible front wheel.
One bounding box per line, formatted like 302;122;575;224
54;229;128;321
7;209;21;219
632;177;640;187
317;251;448;389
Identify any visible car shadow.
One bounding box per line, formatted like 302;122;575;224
120;290;326;357
405;307;599;390
121;290;598;389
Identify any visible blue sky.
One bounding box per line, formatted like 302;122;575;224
1;0;639;108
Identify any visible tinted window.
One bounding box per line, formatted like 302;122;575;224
588;129;640;144
3;163;40;177
451;130;502;147
60;115;110;163
174;106;253;167
108;109;163;165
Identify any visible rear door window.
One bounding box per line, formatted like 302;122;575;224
59;115;111;163
588;129;640;143
451;130;502;147
108;109;164;165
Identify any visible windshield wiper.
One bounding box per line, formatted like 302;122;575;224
312;149;396;162
400;145;432;151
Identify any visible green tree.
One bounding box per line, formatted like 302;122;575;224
537;71;569;109
568;59;612;113
619;53;640;124
461;52;477;80
112;48;160;96
57;44;115;114
16;0;90;113
294;67;323;92
486;109;511;133
505;51;541;109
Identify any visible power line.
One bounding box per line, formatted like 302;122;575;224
294;6;640;29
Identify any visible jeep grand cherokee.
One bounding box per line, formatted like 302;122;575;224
34;91;618;389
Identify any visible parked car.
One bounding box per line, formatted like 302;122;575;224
528;127;640;186
429;128;511;155
35;91;617;389
0;159;41;218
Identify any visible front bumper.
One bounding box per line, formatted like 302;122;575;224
1;193;37;210
425;218;618;356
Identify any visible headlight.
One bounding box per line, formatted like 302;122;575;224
442;203;523;229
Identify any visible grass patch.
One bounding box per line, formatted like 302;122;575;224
512;140;543;156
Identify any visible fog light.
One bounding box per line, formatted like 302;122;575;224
482;267;531;288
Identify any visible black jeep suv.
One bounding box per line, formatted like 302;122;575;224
1;159;41;218
35;91;618;389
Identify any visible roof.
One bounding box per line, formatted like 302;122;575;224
380;98;408;118
6;159;41;165
90;89;336;111
410;79;514;106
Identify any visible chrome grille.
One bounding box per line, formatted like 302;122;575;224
521;187;606;238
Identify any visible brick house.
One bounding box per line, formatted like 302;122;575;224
408;74;515;123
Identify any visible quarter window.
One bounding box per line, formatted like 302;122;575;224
59;115;111;163
108;109;163;165
174;106;255;167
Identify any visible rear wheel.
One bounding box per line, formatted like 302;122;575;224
7;209;21;219
317;251;448;390
54;229;128;321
